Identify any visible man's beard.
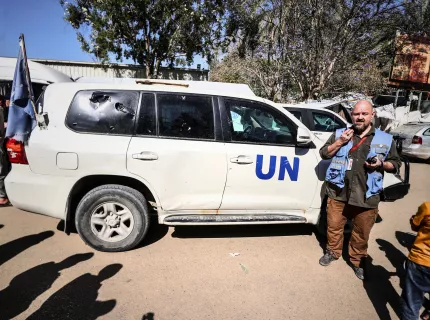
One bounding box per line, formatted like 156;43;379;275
355;122;369;133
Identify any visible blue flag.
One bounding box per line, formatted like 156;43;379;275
5;37;37;142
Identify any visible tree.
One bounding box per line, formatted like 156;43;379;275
326;60;389;97
209;51;292;101
399;0;430;36
60;0;229;78
224;0;403;101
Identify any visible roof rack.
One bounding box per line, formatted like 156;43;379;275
135;79;189;87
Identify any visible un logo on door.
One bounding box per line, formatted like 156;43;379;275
255;154;300;181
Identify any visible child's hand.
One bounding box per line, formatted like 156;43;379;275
410;215;420;232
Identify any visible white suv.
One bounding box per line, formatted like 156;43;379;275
3;81;403;252
279;103;351;143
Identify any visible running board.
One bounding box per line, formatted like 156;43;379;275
163;214;306;225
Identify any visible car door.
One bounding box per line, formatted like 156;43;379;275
284;108;304;122
422;127;430;155
126;92;228;211
325;103;353;123
309;109;347;142
219;97;320;212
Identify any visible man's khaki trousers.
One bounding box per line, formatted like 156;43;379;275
326;197;378;267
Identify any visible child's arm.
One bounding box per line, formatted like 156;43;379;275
411;202;430;232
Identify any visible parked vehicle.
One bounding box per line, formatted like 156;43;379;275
4;81;410;252
279;103;351;143
0;57;73;100
391;122;430;162
278;101;352;126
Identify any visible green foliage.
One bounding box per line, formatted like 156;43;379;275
60;0;229;77
400;0;430;36
221;0;404;101
61;0;430;99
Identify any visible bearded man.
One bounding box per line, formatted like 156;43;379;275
319;100;401;280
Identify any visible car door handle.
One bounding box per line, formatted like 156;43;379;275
132;151;158;161
314;132;323;135
230;155;253;164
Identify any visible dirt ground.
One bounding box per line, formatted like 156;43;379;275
0;162;428;320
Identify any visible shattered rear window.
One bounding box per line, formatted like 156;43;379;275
66;90;139;135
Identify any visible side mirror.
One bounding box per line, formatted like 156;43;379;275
296;127;312;146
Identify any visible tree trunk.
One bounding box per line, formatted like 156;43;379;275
154;58;162;78
145;35;152;78
145;64;151;79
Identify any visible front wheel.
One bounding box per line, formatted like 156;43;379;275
75;185;149;252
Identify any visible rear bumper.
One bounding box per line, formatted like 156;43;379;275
5;165;75;220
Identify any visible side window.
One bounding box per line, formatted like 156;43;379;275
410;99;419;112
420;101;430;114
136;93;156;136
287;110;303;122
35;90;45;114
311;111;345;132
157;94;214;140
225;98;297;145
423;128;430;136
66;90;139;135
32;83;45;103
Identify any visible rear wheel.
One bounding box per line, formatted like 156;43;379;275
75;184;149;252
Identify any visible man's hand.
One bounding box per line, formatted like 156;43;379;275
365;158;396;173
339;129;354;145
324;128;354;158
410;216;419;232
364;158;382;171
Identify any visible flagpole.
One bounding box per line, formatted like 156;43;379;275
19;34;38;118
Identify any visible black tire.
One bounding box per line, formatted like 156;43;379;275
75;184;149;252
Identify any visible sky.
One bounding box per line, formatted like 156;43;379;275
0;0;207;69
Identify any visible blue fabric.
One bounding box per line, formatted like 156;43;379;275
325;128;392;198
365;130;392;198
324;128;352;188
401;259;430;320
5;41;36;142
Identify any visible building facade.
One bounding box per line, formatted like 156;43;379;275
32;59;209;81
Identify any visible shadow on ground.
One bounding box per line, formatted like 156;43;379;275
363;254;402;320
395;231;416;252
0;230;54;266
377;238;408;288
27;263;123;320
314;229;407;320
56;220;66;232
0;253;94;319
136;218;169;248
0;224;4;229
172;223;314;239
363;236;412;320
142;312;155;320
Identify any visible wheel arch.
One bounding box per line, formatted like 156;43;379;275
64;174;159;234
